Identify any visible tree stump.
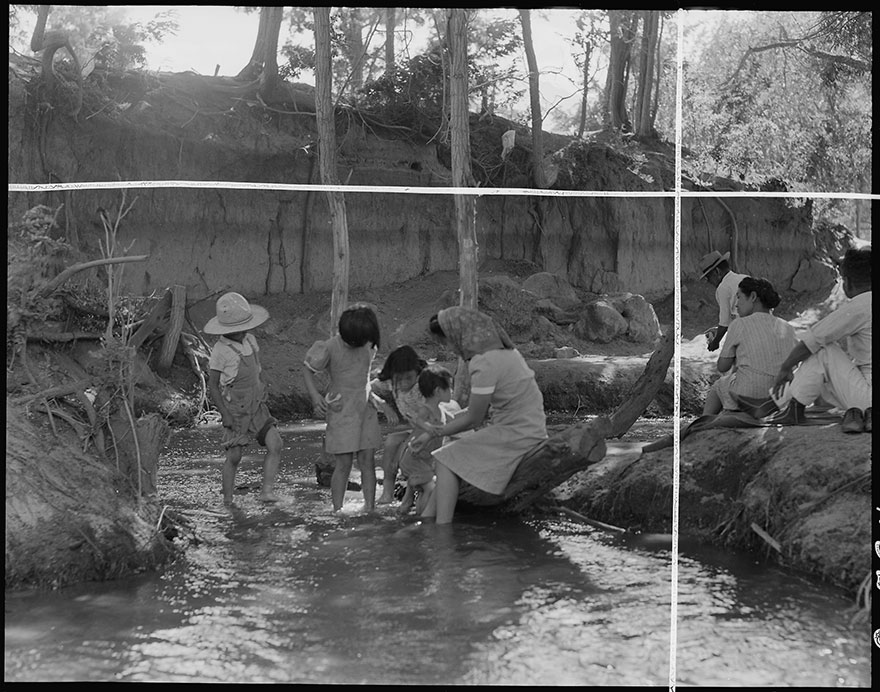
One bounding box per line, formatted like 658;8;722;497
158;285;186;374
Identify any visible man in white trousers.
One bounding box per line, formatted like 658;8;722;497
769;246;872;433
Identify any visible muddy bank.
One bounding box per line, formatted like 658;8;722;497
5;401;176;590
551;424;871;594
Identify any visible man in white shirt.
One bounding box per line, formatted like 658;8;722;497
770;246;872;433
698;250;748;352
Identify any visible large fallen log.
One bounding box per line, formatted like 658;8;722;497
458;329;675;513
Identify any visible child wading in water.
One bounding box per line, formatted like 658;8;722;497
398;365;461;516
303;303;383;513
205;292;282;506
370;345;428;504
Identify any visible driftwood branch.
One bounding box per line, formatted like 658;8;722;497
37;255;148;299
609;328;674;437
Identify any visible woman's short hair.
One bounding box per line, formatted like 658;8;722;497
339;303;381;349
377;345;427;381
738;276;781;309
418;364;453;398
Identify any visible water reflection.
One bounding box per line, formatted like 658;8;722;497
3;423;870;686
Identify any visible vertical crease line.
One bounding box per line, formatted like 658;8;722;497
669;8;685;692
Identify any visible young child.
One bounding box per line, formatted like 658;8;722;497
205;292;282;506
397;365;462;516
369;345;428;504
303;303;383;513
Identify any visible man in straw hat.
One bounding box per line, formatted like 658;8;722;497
205;292;283;505
768;246;872;433
699;249;748;352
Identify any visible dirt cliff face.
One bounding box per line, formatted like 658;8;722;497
9;67;818;302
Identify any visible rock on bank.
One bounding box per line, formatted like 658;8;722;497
552;424;871;594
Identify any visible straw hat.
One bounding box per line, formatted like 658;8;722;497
698;250;731;279
203;292;269;335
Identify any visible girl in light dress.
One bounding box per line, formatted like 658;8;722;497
303;304;383;513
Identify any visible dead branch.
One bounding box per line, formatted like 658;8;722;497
608;328;674;437
37;255;148;299
10;379;92;405
27;331;103;342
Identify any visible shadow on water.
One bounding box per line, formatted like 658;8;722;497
3;421;870;686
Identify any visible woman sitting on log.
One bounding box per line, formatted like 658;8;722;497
410;307;547;524
703;276;798;417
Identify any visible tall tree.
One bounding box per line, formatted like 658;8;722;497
633;10;660;138
384;8;396;77
314;7;350;333
447;9;477;404
605;10;638;131
235;6;284;101
518;9;547;188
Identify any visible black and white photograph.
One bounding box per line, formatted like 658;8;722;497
6;6;872;686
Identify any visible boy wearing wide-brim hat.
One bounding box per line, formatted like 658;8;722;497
698;250;748;352
205;292;282;505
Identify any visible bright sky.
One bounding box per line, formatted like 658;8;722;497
11;7;728;132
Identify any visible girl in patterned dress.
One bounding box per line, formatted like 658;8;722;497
303;304;383;512
369;345;428;504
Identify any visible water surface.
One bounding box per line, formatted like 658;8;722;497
4;421;869;685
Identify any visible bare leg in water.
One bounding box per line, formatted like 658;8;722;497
421;462;458;524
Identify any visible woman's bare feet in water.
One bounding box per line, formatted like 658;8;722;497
259;490;280;503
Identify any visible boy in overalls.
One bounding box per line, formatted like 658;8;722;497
205;292;282;506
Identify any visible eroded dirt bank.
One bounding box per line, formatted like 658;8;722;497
551;424;871;594
5;402;175;590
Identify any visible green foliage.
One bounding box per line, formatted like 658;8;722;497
7;205;71;331
358;49;446;131
682;11;872;192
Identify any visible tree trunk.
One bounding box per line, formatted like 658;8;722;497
458;328;674;512
519;9;548;188
237;7;270;81
158;285;186;374
314;7;350;333
649;14;664;127
634;10;659;137
258;7;284;101
447;9;478;405
346;8;365;93
384;8;396;77
577;43;592;139
605;10;637;131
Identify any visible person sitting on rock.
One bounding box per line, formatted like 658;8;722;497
769;246;872;433
703;277;798;417
699;250;748;352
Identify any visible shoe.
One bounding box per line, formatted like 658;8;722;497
766;399;807;426
864;408;872;433
734;394;779;419
841;407;865;434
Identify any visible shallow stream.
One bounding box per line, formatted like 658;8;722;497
4;420;870;685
